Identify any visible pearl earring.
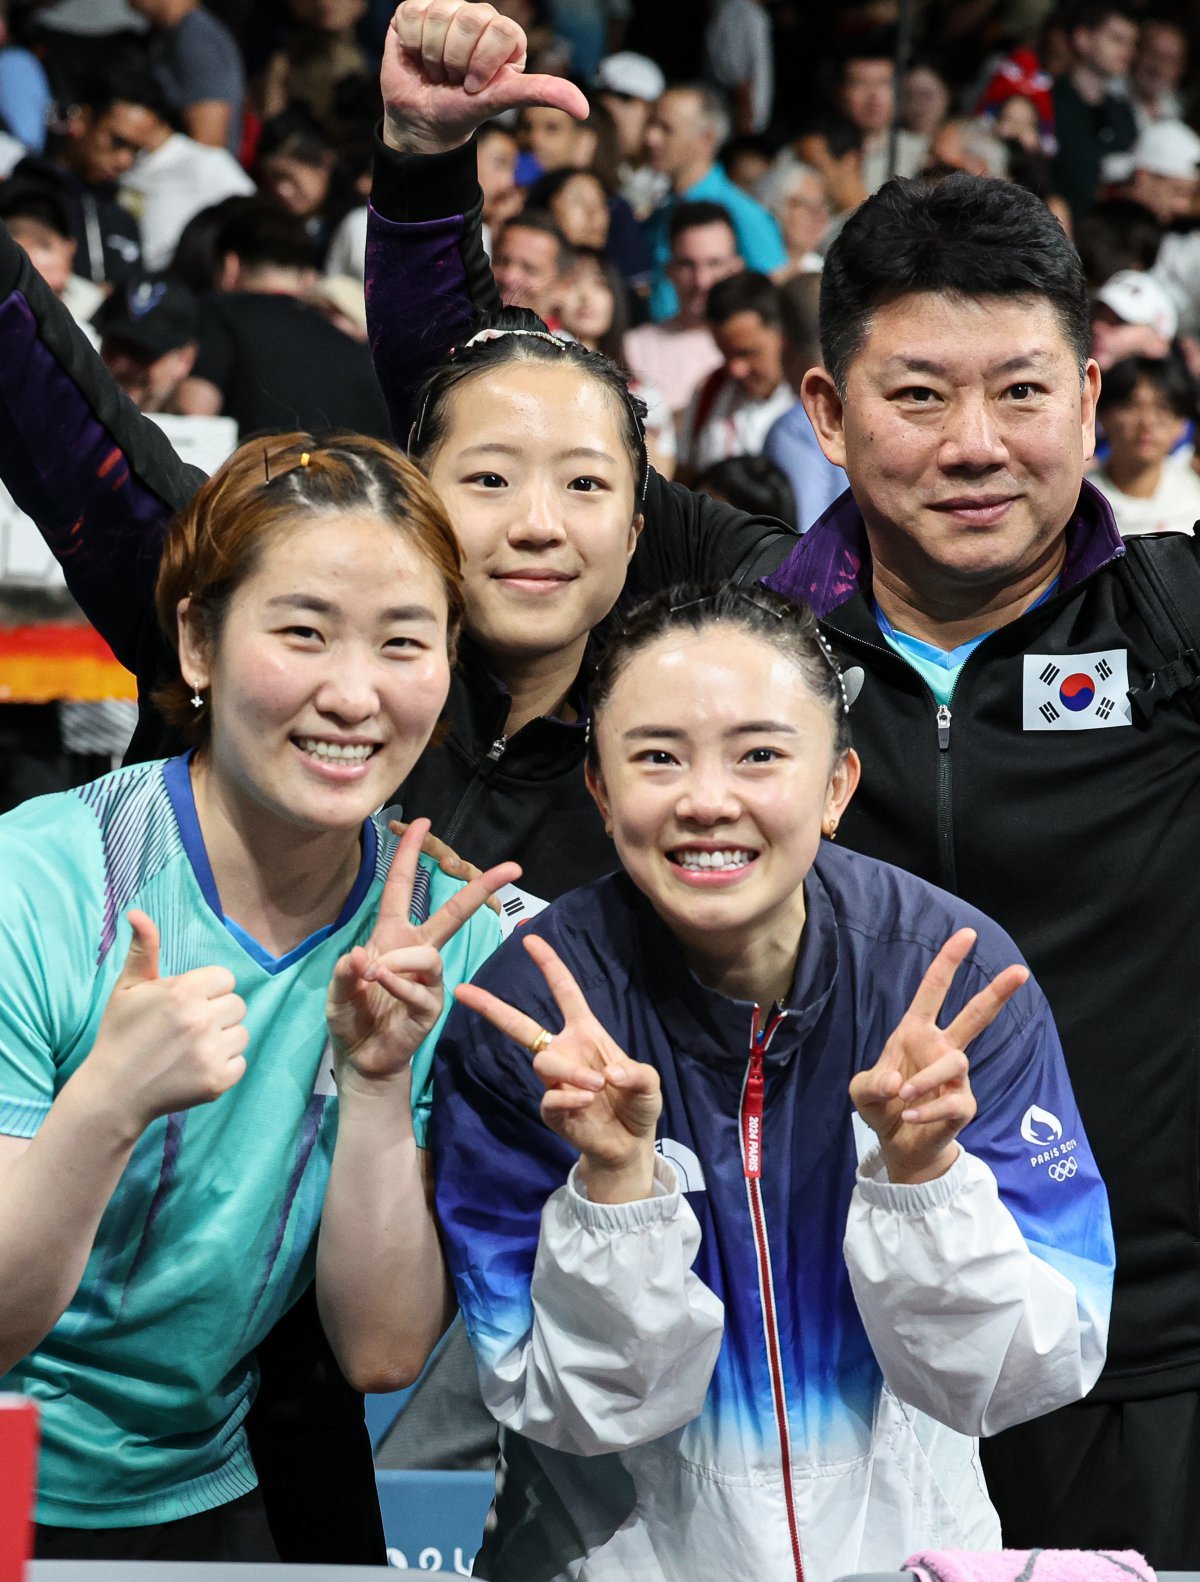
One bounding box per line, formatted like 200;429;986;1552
190;685;204;710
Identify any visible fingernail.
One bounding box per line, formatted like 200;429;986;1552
606;1065;627;1084
901;1109;920;1122
363;966;377;982
898;1083;915;1100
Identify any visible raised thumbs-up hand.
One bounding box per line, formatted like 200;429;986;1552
89;910;249;1133
382;0;589;156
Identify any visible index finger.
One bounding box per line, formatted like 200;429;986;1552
377;816;428;927
943;963;1030;1050
454;979;552;1052
906;928;977;1025
522;934;593;1024
418;860;521;949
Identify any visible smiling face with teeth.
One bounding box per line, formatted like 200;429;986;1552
587;626;860;1007
179;512;453;839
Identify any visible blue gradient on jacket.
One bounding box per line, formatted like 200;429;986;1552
434;847;1114;1472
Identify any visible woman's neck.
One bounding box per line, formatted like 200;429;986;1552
678;896;808;1012
493;636;588;737
190;757;364;957
1106;454;1164;500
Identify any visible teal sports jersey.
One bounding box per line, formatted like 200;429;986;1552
0;756;501;1528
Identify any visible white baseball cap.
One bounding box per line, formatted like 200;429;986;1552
1094;269;1179;340
1132;120;1200;181
594;52;666;103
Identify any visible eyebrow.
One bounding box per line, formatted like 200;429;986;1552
881;350;1054;379
622;722;801;741
456;443;619;463
265;594;439;622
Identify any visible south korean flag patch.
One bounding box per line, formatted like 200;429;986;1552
1022;650;1131;730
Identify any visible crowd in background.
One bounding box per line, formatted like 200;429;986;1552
0;0;1198;798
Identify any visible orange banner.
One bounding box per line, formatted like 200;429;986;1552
0;624;137;704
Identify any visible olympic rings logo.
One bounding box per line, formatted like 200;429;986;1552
1048;1158;1078;1182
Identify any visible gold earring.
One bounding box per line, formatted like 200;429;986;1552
824;819;838;841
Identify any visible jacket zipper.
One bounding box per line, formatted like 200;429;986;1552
441;735;507;846
934;699;956;892
739;1005;804;1582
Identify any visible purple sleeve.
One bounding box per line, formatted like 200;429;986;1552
0;224;202;672
365;132;500;441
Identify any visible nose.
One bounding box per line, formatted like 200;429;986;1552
675;763;741;826
939;395;1009;473
315;648;381;724
508;480;568;548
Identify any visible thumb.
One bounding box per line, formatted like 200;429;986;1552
119;909;161;985
473;69;589;121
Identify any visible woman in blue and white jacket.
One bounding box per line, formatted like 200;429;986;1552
433;582;1114;1582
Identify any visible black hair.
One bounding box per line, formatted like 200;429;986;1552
778;271;823;362
213;200;316;273
695;454;797;527
407;306;650;502
587;583;852;765
477;119;518;148
834;29;898;74
668;199;737;246
706;269;783;330
76;57;174;125
820;173;1091;392
1068;1;1136;33
1076;199;1162;288
1096;352;1198;420
497;208;572;274
562;247;634;368
524;166;608;227
168;195;258;293
0;179;72;239
256;105;336;169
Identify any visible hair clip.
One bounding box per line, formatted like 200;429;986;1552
299;451;311;468
815;630;851;715
462;326;566;351
263;447;271;484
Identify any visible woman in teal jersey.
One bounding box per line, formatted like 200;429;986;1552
0;432;515;1560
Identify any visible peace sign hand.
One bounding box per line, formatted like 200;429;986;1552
382;0;589;156
849;929;1030;1185
455;934;662;1203
326;818;520;1091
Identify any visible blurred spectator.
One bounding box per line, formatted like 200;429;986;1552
552;248;676;476
786;119;867;221
92;271;201;414
679;268;794;473
13;64;157;284
0;0;51;153
929;117;1010;178
624;199;736;413
1091;266;1178;369
1155;229;1200;342
977;47;1055;151
118;97;254;273
991;93;1044;152
0;180;103;338
594;49;667;220
764;270;847;528
833;43;928;192
1092;353;1200;535
901;63;952;140
642;85;785;319
127;0;245;153
491;209;572;316
703;0;773;136
722;134;772;195
1050;2;1139;223
757;163;830;278
258;0;369;125
1113;120;1200;229
255;106;358;262
695;452;795;522
517;100;619;183
476;120;521;255
167;192;256;293
176;201;390;437
1076;197;1163;288
526;166;610;250
1129;17;1189;131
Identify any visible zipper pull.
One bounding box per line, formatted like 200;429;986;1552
742;1046;765;1180
486;735;507;762
936;704;951;750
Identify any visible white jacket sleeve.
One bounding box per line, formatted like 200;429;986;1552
844;1146;1107;1437
479;1155;725;1456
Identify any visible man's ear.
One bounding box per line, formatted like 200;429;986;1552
1081;357;1101;463
801;365;848;470
584;759;612;834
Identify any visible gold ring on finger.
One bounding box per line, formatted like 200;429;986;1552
527;1027;554;1057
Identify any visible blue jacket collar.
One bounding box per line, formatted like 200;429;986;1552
624;853;841;1067
763;479;1124;618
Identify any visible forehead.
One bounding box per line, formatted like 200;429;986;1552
442;361;630;449
675;221;737;259
561;172;604;200
238;511;447;606
843;58;893;86
603;626;830;728
850;291;1077;376
499;225;558;261
656;91;700;127
715;309;775;345
524;107;572;134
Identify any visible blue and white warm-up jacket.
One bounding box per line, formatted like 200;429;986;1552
431;845;1114;1582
